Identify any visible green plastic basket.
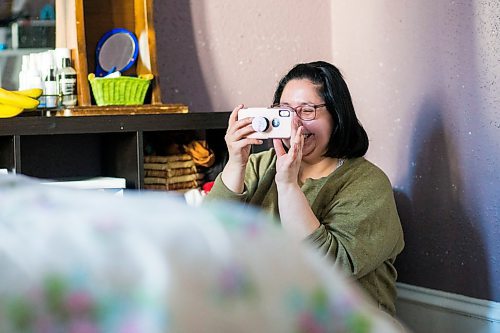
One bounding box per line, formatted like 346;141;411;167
88;73;153;106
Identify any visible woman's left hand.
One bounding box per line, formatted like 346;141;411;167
273;121;321;240
273;125;304;186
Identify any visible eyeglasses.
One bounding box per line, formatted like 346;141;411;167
270;103;326;121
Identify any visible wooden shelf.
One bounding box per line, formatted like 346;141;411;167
53;104;188;117
0;112;230;135
0;48;52;57
2;2;226;190
0;112;231;189
57;0;162;106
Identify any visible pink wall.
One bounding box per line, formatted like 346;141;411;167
154;0;333;112
330;0;499;302
154;0;500;302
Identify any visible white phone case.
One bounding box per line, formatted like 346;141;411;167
237;107;292;139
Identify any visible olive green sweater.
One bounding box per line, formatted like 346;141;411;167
207;149;404;315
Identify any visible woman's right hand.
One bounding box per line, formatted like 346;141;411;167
221;105;262;194
224;104;263;168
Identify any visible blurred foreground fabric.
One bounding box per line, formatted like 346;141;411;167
0;174;405;332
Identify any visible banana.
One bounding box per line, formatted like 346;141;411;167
15;88;43;99
0;104;24;118
0;87;39;109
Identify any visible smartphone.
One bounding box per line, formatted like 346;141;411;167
237;107;292;139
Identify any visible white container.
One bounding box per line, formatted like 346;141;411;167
58;57;77;107
44;68;58;108
18;55;30;90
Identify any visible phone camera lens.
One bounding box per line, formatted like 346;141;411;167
272;118;280;127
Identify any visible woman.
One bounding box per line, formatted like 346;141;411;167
206;61;404;315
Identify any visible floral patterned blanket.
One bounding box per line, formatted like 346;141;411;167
0;174;405;332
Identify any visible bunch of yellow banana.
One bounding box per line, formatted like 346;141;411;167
183;140;215;167
0;87;43;118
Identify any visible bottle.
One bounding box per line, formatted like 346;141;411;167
58;57;77;107
26;53;45;109
38;51;56;109
44;68;58;108
18;55;30;90
32;73;45;109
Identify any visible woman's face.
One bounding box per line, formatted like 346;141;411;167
280;79;334;163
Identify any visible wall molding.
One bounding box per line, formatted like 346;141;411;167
396;282;500;330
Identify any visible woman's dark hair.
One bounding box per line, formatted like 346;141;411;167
273;61;368;158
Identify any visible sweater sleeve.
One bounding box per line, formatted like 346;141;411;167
304;167;403;279
205;150;267;204
205;173;249;202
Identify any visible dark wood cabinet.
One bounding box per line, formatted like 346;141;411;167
0;112;230;189
1;1;230;190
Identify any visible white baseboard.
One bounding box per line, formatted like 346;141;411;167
396;283;500;333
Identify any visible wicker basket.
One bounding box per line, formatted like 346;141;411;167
88;73;153;106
